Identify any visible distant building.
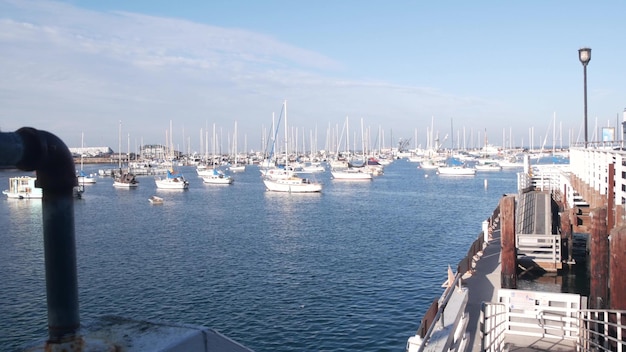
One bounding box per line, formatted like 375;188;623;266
69;147;113;157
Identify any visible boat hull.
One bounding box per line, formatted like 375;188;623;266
155;179;189;189
263;178;322;193
203;176;234;184
437;167;476;176
3;176;43;199
331;170;373;180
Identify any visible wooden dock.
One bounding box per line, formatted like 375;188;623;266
409;146;626;352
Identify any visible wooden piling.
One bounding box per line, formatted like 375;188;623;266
590;207;609;309
500;195;516;289
616;204;624;227
607;163;615;231
610;226;626;310
560;211;573;263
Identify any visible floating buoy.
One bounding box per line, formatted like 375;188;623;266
484;179;488;189
425;174;429;178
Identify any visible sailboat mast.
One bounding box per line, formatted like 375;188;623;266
81;132;84;171
346;116;350;157
127;133;130;171
118;120;122;169
284;100;288;167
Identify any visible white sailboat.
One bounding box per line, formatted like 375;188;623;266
77;132;96;185
202;168;234;185
156;169;189;189
229;121;246;173
437;166;476;176
155;121;189;190
262;101;322;193
330;116;372;180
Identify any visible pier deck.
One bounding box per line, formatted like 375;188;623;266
462;228;576;351
464;192;575;351
516;192;551;236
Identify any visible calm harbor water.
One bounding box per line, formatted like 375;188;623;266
1;160;519;351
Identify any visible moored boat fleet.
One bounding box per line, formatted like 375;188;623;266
2;147;569;200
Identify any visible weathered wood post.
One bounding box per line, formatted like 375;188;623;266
500;195;516;289
607;163;615;230
590;207;609;309
560;210;573;263
616;204;625;227
610;226;626;310
609;226;626;351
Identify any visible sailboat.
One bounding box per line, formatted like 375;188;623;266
113;121;139;188
229;120;246;173
156;169;189;189
330;116;372;180
77;132;96;185
202;168;234;185
155;121;189;190
262;101;322;193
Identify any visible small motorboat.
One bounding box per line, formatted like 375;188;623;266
148;195;164;205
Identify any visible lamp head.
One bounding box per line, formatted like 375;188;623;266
579;47;591;66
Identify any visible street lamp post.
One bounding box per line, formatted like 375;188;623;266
579;47;591;147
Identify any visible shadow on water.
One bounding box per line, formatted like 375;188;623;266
517;233;590;296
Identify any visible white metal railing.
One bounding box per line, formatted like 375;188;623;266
570;146;626;206
482;298;626;352
530;165;569;192
516;234;561;264
406;273;468;352
498;289;580;340
481;302;507;352
517;172;532;192
481;289;582;351
578;309;626;352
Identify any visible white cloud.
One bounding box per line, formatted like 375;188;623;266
0;0;517;150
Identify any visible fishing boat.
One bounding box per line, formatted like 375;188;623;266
155;169;189;189
202;168;234;185
3;176;43;199
148;195;164;205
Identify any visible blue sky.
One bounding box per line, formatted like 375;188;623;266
1;0;625;153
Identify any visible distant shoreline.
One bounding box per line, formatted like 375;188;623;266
74;158;115;164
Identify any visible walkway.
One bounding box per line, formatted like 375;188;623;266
461;192;576;351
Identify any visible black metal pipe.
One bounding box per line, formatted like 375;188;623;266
0;128;79;342
583;64;589;148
